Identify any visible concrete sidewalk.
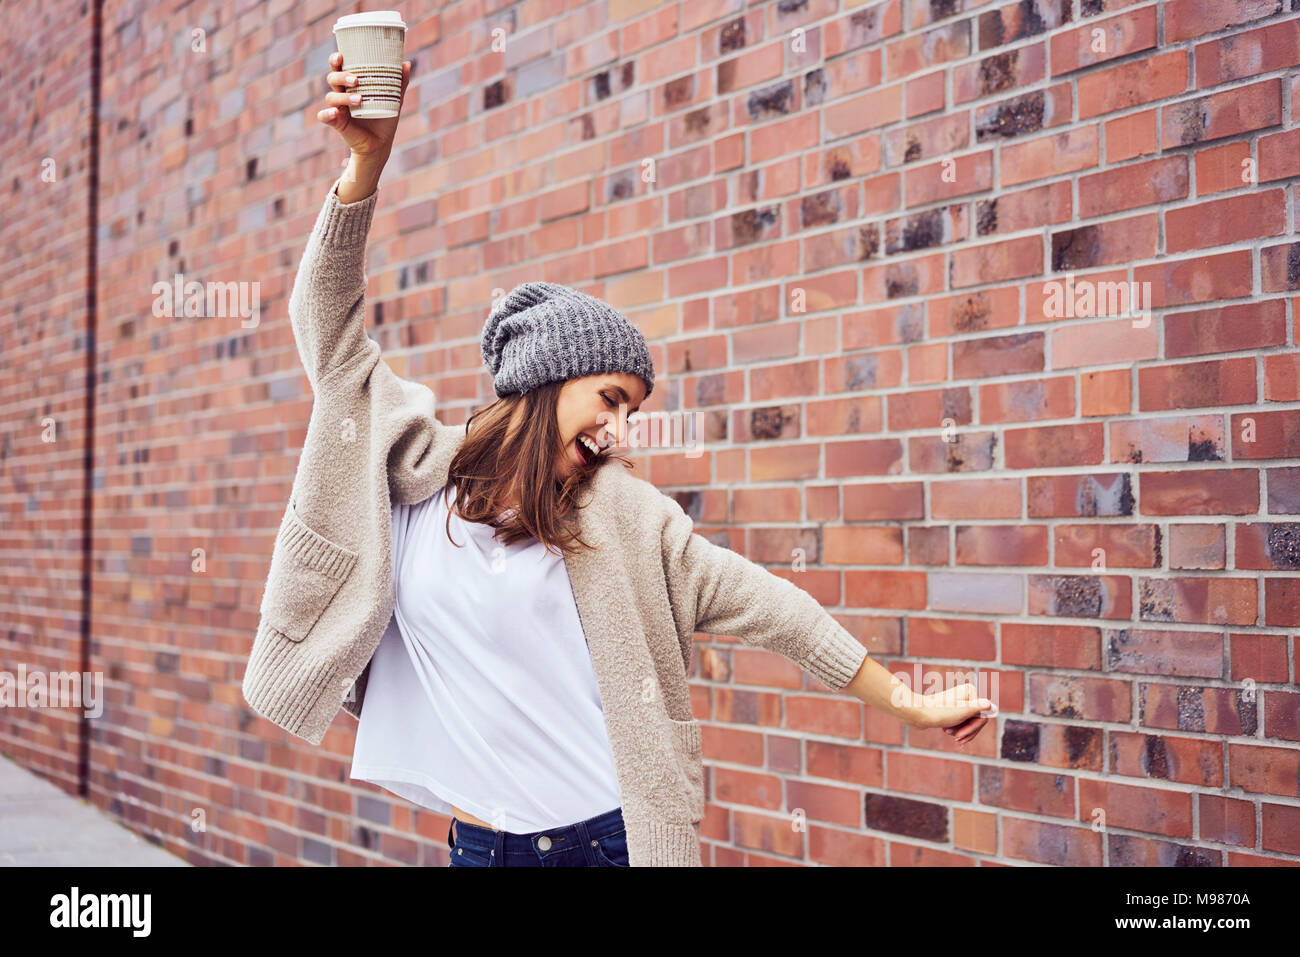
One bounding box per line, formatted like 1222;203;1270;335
0;752;189;866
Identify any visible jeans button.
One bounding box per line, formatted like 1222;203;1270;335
538;836;551;850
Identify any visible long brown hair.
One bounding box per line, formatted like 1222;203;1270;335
441;380;633;557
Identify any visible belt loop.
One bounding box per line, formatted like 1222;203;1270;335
576;818;595;865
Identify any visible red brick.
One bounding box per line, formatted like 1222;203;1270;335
822;0;904;56
825;438;905;477
1229;631;1291;683
928;285;1021;336
1078;155;1188;217
1231;409;1300;459
1165;189;1286;253
1263;692;1300;742
904;150;995;205
1194;140;1254;195
907;341;948;384
1263;353;1300;401
825;349;905;392
931;478;1022;519
862;251;947;300
1166;0;1287;44
1028;673;1132;722
1005;423;1105;468
845;570;928;609
1051;213;1157;269
1261;241;1300;292
1234;522;1300;571
979;765;1075;817
1077;779;1193;837
824;526;905;564
1112;414;1227;464
1110;731;1223;786
953;42;1047;104
1134;250;1253;308
1229;743;1300;797
907;617;997;659
1105;108;1159;162
1054;524;1161;568
885;20;971;80
951;234;1044;288
1003;818;1102;866
1164;299;1287;357
979;376;1075;423
1168;523;1227;570
1264;577;1300;627
1199;794;1257;847
1259;128;1300;182
1143;683;1256;734
1027;574;1133;620
1263;803;1300;854
843;302;927;348
907;527;950;565
1195;17;1300;87
843;482;925;520
975;181;1072;235
1050;6;1157;76
805;395;885;436
1267;467;1300;514
1028;472;1134;518
1045;319;1159;369
884;113;970;167
918;425;998;472
955;525;1050;565
887;386;973;431
1003;622;1102;669
1138;574;1258;629
906;69;946;118
1081;368;1132;417
1140;469;1260;515
1159;79;1283;149
1078;50;1188;119
1001;126;1099;187
952;331;1044;378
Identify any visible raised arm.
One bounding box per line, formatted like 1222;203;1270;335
287;180;379;391
288;51;411;391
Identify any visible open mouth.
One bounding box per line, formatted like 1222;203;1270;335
574;433;601;466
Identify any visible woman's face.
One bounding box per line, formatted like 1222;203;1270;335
555;372;647;477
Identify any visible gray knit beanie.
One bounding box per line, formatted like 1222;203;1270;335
480;281;655;400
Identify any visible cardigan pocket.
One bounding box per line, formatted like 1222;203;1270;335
260;499;360;643
668;715;705;821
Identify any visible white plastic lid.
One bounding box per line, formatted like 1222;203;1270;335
334;11;406;31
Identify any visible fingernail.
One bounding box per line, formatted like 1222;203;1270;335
349;93;361;104
346;74;356;84
326;108;337;117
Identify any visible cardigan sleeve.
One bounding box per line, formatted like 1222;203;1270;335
286;181;380;392
658;491;869;693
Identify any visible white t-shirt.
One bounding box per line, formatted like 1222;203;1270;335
348;482;622;832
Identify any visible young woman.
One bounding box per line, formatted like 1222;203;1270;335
293;53;992;868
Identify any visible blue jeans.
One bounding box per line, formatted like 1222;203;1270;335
447;806;630;867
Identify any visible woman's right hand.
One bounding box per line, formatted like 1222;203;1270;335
318;50;411;162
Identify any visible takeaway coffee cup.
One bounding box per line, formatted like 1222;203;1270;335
332;10;407;119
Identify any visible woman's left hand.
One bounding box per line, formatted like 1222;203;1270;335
906;683;994;745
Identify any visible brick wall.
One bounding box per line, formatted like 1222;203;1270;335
1;0;1297;866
